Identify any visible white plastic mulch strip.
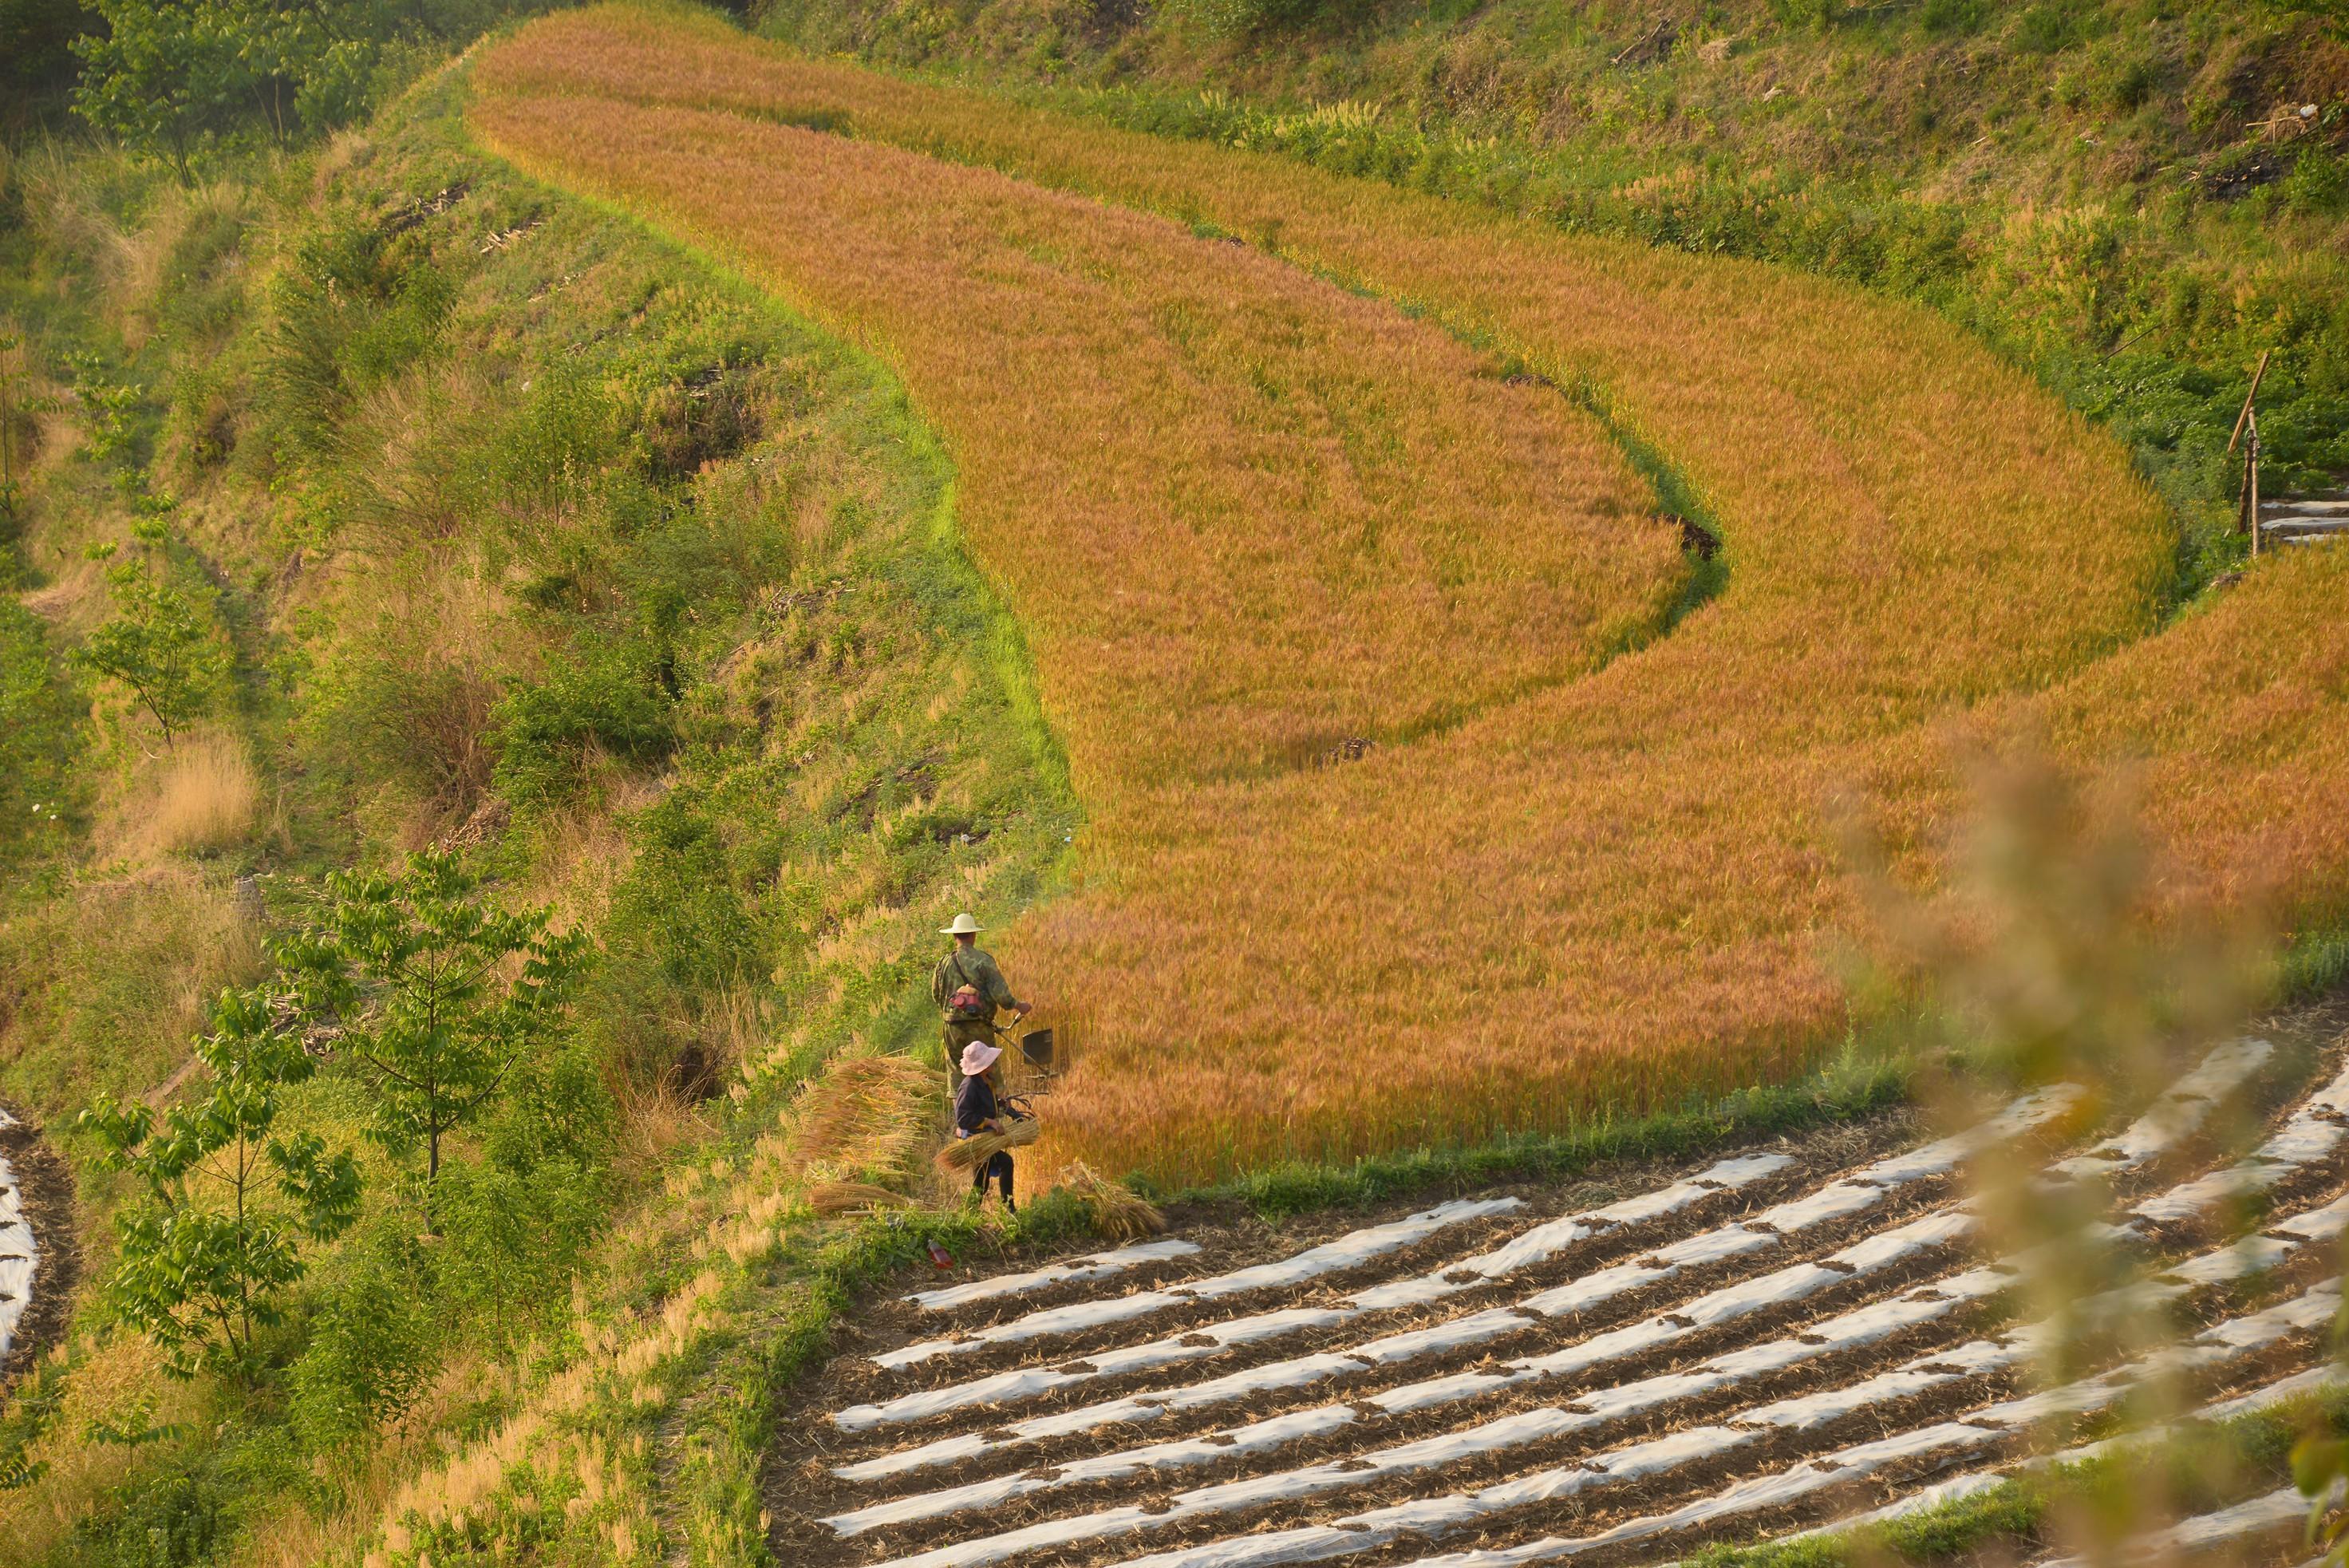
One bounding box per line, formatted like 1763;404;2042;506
0;1108;34;1365
839;1088;2079;1475
848;1223;1998;1565
1371;1209;1978;1417
823;1231;2008;1538
2133;1059;2349;1227
1372;1282;2346;1568
866;1180;2349;1568
835;1155;1792;1432
869;1197;1523;1371
1356;1154;1795;1309
2043;1038;2273;1185
902;1239;1200;1312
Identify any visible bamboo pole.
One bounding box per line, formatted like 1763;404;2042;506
2228;348;2271;455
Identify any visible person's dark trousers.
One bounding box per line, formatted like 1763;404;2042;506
972;1151;1014;1209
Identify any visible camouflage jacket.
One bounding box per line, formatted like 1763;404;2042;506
933;945;1015;1021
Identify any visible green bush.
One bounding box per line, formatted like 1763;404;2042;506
307;643;498;812
586;792;762;1081
434;1155;604;1348
288;1227;438;1457
2284;143;2348;215
497;357;618;501
265;217;456;455
1156;0;1345;37
1770;0;1843;30
491;643;677;807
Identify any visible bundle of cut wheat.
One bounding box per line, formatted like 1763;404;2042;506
934;1116;1041;1173
1060;1160;1167;1240
807;1181;910;1215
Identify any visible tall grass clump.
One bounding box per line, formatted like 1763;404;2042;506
115;726;260;859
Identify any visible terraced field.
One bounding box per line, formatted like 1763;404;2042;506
772;1030;2349;1568
468;8;2349;1186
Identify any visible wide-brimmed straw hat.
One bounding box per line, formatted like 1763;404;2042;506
960;1041;1002;1076
941;912;984;936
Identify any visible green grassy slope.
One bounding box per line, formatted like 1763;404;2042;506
759;0;2349;590
0;52;1074;1564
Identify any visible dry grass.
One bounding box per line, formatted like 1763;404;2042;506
0;1335;207;1559
1058;1160;1168;1239
472;9;2349;1184
784;1053;935;1185
105;729;261;862
331;1049;953;1566
807;1180;912;1215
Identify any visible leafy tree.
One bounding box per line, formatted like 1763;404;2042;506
77;986;361;1380
76;545;226;746
72;0;371;182
282;848;588;1217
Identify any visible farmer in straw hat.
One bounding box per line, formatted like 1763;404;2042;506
955;1040;1018;1213
934;912;1028;1092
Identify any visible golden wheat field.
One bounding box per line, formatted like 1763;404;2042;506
470;7;2349;1184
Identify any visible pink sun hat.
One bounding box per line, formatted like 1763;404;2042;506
960;1041;1002;1076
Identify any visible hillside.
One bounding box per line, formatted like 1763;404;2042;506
0;1;2345;1565
0;34;1076;1563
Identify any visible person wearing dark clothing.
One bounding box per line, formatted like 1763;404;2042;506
934;912;1029;1093
954;1040;1017;1211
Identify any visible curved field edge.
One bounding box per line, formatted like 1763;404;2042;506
465;5;2349;1187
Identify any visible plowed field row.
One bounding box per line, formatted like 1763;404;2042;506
764;1041;2348;1567
471;7;2349;1186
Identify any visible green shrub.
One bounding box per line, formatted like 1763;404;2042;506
586;793;762;1081
265;218;456;455
490;643;677;807
1771;0;1843;30
288;1227;438;1457
2284;143;2347;215
1156;0;1336;37
496;357;618;501
433;1155;602;1349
